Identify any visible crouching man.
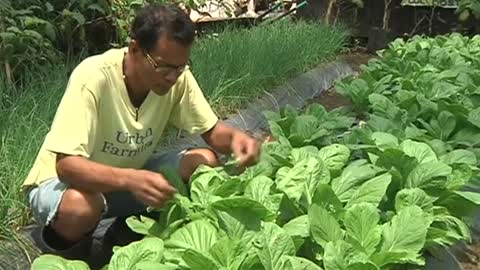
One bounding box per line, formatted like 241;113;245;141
21;3;260;263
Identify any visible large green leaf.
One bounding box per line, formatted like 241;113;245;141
446;164;473;190
210;237;248;269
110;238;164;270
376;149;418;180
440;149;477;166
282;214;309;251
369;93;400;121
344;203;382;256
281;256;323;270
436;111;456;140
276;157;326;202
282;215;309;239
244;176;278;219
395;188;435;215
305;103;328;119
183;249;219;270
165;219;218;253
371;132;399;151
309;204;344;247
158;165;189;196
255;222;296;270
318;144;351;172
212;197;269;231
427;213;472;247
467;107;480;128
291;146;320;164
331;160;378;202
323;240;377;270
454;191;480;205
132;261;177;270
268;121;289;142
452;126;480;147
216;211;257;243
304;158;331;207
375;206;430;266
438;191;480;218
312;184;343;218
346;173;391;208
31;255;90;270
289;115;319;146
406;161;452;189
126;215;163;237
190;166;224;207
62;9;86;24
400;139;438;163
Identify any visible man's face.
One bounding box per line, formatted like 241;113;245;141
135;35;191;95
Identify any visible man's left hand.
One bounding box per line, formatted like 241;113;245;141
231;131;261;167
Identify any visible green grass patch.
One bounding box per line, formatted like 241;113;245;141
0;20;347;240
192;20;348;115
0;67;67;238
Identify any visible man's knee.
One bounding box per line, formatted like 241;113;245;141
179;148;220;180
52;188;104;239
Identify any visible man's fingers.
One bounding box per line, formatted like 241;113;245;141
237;139;259;167
141;194;160;208
247;139;259;161
150;175;177;195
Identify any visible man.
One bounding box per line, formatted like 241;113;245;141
22;3;260;261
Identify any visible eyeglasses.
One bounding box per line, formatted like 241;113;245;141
144;50;190;75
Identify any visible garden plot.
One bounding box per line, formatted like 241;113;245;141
0;20;347;269
25;33;480;270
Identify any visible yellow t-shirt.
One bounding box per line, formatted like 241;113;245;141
22;47;218;187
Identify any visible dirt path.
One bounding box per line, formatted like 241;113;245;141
307;48;374;112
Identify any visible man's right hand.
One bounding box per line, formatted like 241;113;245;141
125;169;177;209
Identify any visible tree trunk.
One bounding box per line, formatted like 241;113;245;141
333;3;341;25
325;0;337;24
0;21;13;86
383;0;392;31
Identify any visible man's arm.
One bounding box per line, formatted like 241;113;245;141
201;121;260;167
201;121;235;155
55;154;176;208
55;154;131;193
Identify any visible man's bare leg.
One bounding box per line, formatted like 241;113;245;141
50;189;104;243
178;148;220;183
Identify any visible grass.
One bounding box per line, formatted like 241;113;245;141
0;20;347;242
0;67;68;235
192;19;348;115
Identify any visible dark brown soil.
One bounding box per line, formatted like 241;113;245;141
338;47;377;73
309;86;352;112
305;48;375;112
457;239;480;270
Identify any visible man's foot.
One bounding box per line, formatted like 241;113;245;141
35;225;93;260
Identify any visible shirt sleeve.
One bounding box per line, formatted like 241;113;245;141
43;65;99;158
168;70;219;135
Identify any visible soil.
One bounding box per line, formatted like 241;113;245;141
338;47;376;73
457;232;480;270
309;86;352;111
460;242;480;270
305;48;375;112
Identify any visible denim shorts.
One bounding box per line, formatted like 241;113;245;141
27;149;188;227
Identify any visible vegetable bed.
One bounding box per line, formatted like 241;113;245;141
32;33;480;270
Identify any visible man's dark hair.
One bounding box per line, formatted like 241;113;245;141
130;3;195;51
